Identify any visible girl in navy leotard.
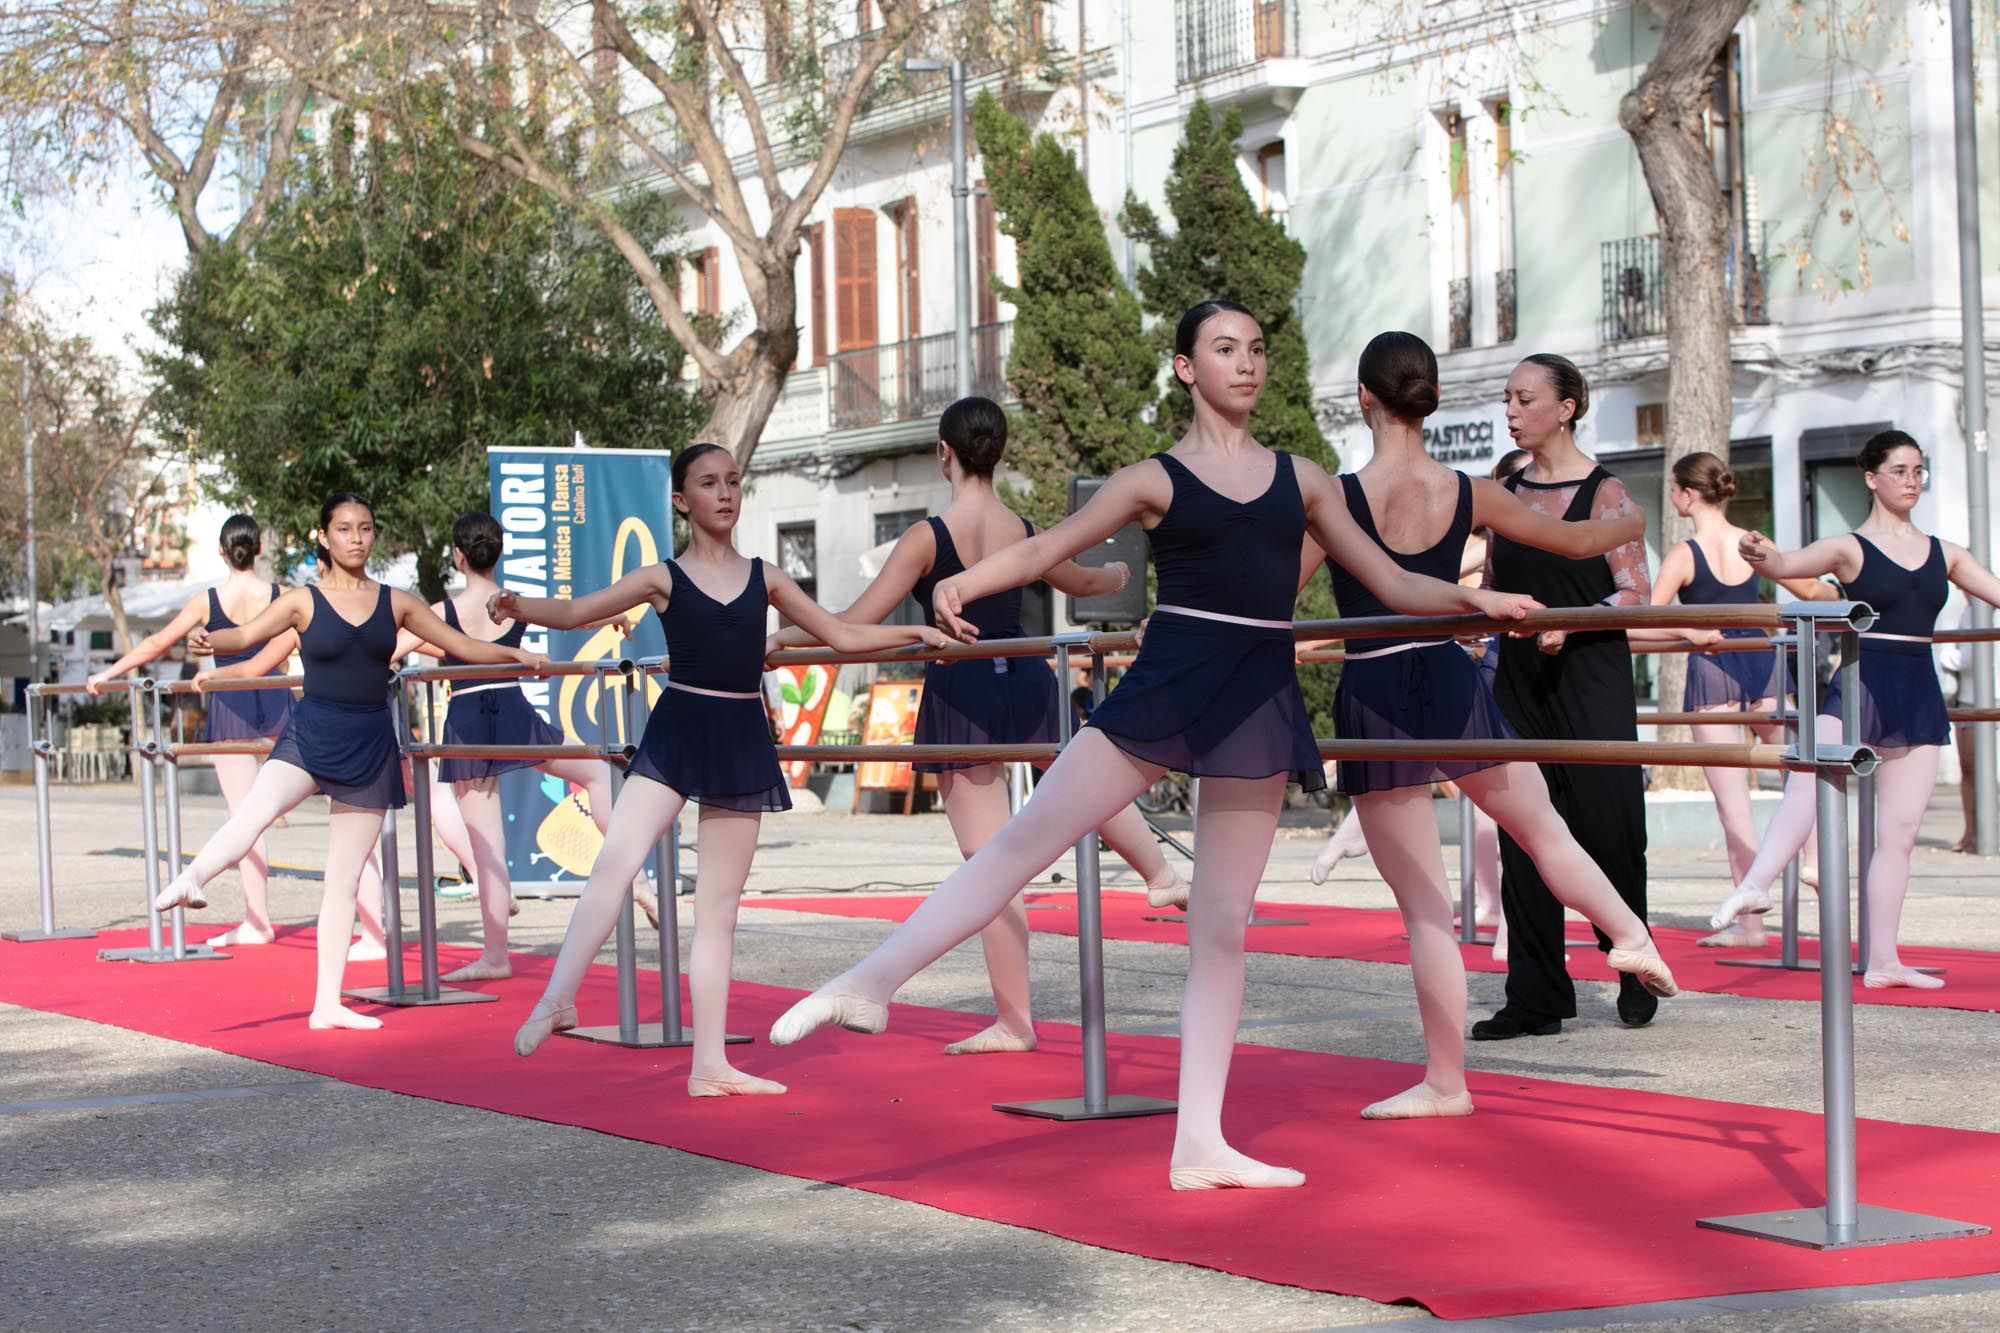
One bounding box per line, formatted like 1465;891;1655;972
389;512;657;983
498;445;950;1096
1713;431;2000;988
767;397;1187;1056
770;302;1541;1191
1313;332;1674;1120
1649;452;1835;945
155;493;543;1031
86;515;300;949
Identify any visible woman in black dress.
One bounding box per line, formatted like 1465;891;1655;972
1475;354;1657;1038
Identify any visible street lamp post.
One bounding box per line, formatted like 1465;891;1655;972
903;57;973;399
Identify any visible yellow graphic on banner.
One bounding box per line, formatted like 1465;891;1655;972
534;789;604;877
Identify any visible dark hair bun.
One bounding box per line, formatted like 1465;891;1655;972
219;513;262;571
938;397;1008;476
1357;331;1441;420
1671;451;1736;505
452;512;505;572
1522;353;1589;428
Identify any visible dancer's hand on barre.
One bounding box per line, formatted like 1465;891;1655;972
84;670;116;696
1684;628;1726;648
510;649;549;672
1471;588;1542;623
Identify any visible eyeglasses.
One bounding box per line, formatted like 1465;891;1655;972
1872;465;1929;483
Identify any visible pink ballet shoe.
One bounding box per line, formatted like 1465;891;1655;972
688;1072;788;1097
768;990;887;1046
1169;1163;1306;1191
1698;924;1767;949
1709;884;1772;930
633;884;661;931
942;1022;1038;1056
152;877;207;913
442;958;512;982
513;999;577;1056
1606;944;1678;998
1360;1084;1474;1121
1146;869;1190;910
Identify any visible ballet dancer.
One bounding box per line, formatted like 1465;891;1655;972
1649;452;1832;947
154;492;543;1030
1476;354;1659;1038
769;300;1544;1190
501;443;951;1096
87;515;299;948
1318;331;1675;1118
1710;430;2000;987
767;397;1188;1055
390;512;658;981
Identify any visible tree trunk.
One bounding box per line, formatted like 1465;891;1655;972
1618;0;1749;790
104;576;133;656
703;257;802;468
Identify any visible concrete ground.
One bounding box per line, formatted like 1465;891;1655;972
3;775;1998;1331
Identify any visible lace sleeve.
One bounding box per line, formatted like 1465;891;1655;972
1593;478;1651;606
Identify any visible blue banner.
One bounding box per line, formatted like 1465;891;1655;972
486;446;674;891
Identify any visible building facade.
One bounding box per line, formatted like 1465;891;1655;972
639;0;1999;646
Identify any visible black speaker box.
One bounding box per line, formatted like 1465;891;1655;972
1065;475;1149;625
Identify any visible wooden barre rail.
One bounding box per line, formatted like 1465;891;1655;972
1313;738;1806;770
402;743;633;762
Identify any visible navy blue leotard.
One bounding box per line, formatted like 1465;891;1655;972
1678;540;1784;710
1822;534;1950;748
203;583;294;742
267;584;404;809
436;600;564;783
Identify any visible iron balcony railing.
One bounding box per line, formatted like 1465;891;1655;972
1600;226;1770;343
1175;0;1301;84
1447;276;1472;351
822;1;1045;101
829;322;1014;431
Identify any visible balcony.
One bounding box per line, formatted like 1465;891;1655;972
822;1;1046;105
1600;227;1770;344
1175;0;1300;84
828;322;1013;431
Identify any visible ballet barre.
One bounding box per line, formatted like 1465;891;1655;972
8;681;104;944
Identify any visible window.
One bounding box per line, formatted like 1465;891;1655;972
1636;403;1666;448
888;197;920;342
834;208;878;351
1256;143;1287;227
875;509;928;627
806;222;827;366
1445;110;1471;351
1492;100;1516;343
778;522;818;605
975;180;998;326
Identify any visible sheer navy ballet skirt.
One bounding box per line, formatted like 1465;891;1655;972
1821;534;1950;749
203;584;295;742
908;515;1059;772
626;559;791;812
266;584;405;810
1085;451;1323;790
1326;472;1515;796
1679;540;1783;710
436;600;563;783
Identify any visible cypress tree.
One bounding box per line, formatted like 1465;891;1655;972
972;90;1162;527
1123;98;1342;740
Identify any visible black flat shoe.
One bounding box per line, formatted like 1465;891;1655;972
1617;973;1659;1028
1471;1008;1561;1041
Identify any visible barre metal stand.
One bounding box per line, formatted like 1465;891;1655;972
1700;604;1984;1249
5;684;95;943
1454;794;1496;947
100;681;223;964
997;645;1175;1121
346;683;493;1007
568;680;748;1048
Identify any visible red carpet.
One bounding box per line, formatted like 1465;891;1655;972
4;929;1999;1319
743;890;2000;1014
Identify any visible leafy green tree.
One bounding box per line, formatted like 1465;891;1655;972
1123;98;1341;738
972;90;1161;529
149;103;704;600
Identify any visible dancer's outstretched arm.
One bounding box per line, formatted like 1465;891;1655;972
87;594;210;691
764;567;952;656
491;565;672;632
389;590;545;669
193;632;298;687
766;523;940;649
1741;531;1863;584
1943;541;2000;609
1472;478;1643;558
192;588;313;658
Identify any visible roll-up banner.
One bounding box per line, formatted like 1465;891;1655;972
486;446;674;894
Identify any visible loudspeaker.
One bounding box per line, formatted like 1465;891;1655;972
1065;475;1149;625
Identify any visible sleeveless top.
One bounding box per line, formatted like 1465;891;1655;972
1844;535;1948;637
1681;539;1765;640
1491;468;1622;646
1326;471;1472;650
1151;450;1303;622
300;584;397;707
910;514;1034;638
439;598;526;666
661;559;767;692
206;583;284;667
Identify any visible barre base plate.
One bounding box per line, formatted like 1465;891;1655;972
1714;958;1946;976
1697;1203;1989;1250
99;944;229;964
342;984;498;1007
992;1093;1177;1122
562;1023;751;1049
5;927;97;943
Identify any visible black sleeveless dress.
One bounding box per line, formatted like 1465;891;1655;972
203;583;295;742
266;584;405;810
908;514;1060;773
624;559;791;812
1085;450;1322;790
436;600;565;783
1822;534;1950;748
1489;467;1646;1020
1326;472;1515;795
1679;540;1783;710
